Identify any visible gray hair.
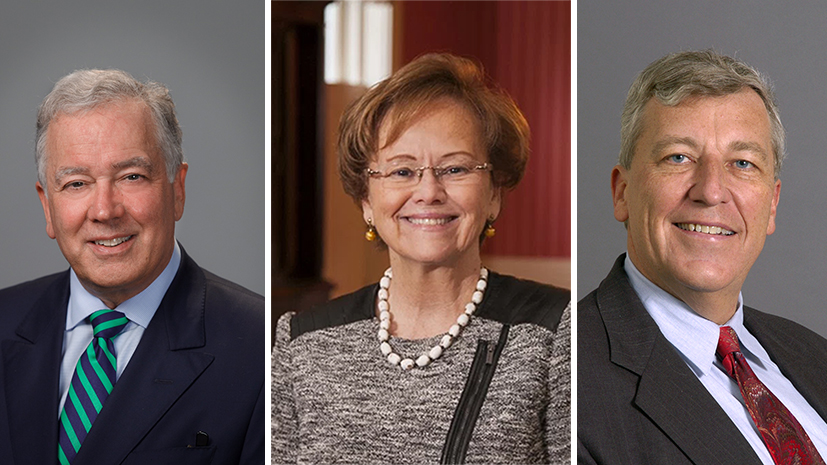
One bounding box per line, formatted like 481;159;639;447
36;69;183;186
619;50;785;179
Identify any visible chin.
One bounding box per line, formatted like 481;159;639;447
674;271;736;294
397;244;473;267
81;273;133;291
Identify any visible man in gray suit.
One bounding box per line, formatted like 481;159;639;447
578;50;827;464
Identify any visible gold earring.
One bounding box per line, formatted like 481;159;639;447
484;218;496;238
365;219;377;242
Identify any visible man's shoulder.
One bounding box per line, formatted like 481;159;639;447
0;272;69;339
744;305;827;350
0;271;66;295
197;268;264;333
201;269;264;307
177;248;263;318
0;272;67;313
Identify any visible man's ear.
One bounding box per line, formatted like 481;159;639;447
611;165;630;223
173;163;188;221
36;181;57;239
766;178;781;235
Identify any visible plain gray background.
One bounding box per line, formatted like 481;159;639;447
578;0;827;337
0;1;264;295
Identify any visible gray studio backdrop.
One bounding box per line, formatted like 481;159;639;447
0;1;264;295
578;0;827;337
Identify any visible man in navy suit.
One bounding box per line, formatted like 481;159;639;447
578;51;827;463
0;69;263;464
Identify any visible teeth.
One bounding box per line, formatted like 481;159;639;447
676;223;734;236
94;236;132;247
407;217;451;225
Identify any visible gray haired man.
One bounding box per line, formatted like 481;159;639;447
578;51;827;464
0;69;263;464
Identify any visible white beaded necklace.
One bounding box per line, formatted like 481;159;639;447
376;266;489;370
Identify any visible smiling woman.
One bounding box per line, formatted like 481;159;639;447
272;53;571;464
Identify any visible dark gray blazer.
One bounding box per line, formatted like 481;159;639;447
578;254;827;464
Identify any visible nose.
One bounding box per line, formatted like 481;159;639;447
412;168;447;204
88;180;125;222
688;158;731;205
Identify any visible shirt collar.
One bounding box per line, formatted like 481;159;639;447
66;242;182;330
624;255;748;377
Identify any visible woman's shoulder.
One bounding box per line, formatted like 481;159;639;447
476;272;570;332
287;283;378;341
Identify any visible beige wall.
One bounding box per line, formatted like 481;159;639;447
481;256;570;290
322;84;390;299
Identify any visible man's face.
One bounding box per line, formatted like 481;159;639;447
36;100;187;308
611;89;780;313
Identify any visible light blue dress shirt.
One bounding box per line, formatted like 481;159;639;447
57;242;181;415
625;255;827;464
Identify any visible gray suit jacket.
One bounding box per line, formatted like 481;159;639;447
578;254;827;464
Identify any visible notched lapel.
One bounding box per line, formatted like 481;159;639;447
597;255;760;464
2;274;69;465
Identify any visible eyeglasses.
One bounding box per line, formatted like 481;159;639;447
365;162;492;188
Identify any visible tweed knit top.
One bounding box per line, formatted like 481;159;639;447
272;272;571;464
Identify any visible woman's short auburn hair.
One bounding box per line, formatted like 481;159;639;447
338;53;530;202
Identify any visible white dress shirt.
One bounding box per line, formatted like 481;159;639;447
625;255;827;464
58;243;181;414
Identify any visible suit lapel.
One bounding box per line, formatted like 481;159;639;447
598;255;759;464
2;273;69;465
72;250;214;465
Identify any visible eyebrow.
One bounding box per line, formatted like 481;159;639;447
651;136;769;159
382;151;477;165
651;136;699;155
728;140;769;158
52;156;155;184
113;156;155;173
53;166;90;184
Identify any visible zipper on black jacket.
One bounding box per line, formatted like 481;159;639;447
440;324;510;464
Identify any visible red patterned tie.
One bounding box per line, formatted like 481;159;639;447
717;326;825;465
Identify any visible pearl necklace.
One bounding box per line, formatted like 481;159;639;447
376;267;489;370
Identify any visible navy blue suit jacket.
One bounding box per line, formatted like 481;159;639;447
0;247;264;464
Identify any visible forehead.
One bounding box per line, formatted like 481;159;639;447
45;101;157;167
636;90;772;157
377;99;481;157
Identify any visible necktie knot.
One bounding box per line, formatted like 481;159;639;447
89;309;128;339
716;326;741;377
716;326;741;357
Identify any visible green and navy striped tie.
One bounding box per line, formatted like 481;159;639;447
57;309;129;464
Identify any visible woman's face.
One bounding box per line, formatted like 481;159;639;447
362;100;501;268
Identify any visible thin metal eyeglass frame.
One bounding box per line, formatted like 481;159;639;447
365;162;493;184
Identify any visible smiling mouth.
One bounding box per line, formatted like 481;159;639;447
93;236;134;247
404;217;456;226
675;223;734;236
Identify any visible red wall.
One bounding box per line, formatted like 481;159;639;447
401;1;571;258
